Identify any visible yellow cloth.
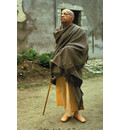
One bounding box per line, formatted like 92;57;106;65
56;76;78;117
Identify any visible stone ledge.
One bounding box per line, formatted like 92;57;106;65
58;3;83;11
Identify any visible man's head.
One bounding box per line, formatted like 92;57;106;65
61;9;74;24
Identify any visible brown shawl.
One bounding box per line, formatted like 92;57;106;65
50;23;88;109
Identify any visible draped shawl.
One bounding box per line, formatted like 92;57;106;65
50;23;88;109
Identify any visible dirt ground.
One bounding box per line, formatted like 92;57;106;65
17;76;103;130
17;58;103;130
17;58;102;85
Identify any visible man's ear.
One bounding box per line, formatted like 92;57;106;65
71;17;74;22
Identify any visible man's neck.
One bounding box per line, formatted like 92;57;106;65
62;22;72;28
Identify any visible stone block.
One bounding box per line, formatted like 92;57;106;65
81;11;84;16
81;16;87;20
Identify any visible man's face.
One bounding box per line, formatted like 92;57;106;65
61;10;73;23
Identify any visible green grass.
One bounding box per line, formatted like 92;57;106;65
38;51;54;68
83;73;102;79
21;48;39;61
17;82;49;89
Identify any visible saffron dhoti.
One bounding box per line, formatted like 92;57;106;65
56;76;79;117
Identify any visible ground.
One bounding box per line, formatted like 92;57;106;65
17;58;103;130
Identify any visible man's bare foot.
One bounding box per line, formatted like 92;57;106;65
73;112;86;123
61;114;71;122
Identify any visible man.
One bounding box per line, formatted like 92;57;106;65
50;9;88;122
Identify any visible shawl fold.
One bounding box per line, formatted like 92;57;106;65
50;23;88;109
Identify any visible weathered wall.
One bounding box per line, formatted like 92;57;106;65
58;0;83;7
17;0;55;54
17;0;103;58
83;0;103;58
58;0;103;58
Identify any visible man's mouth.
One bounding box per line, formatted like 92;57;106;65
61;18;65;21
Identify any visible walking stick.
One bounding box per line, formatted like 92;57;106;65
42;82;52;115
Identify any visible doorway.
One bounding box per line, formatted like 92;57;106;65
72;10;81;26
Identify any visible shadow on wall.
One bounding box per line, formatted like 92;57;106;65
87;21;103;59
17;0;56;54
88;36;103;59
17;17;37;54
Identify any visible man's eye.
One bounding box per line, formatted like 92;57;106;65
61;13;68;15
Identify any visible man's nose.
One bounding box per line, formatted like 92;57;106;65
61;13;65;17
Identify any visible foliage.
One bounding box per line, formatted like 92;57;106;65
21;48;39;61
17;55;21;64
38;51;54;68
18;48;54;68
48;51;54;59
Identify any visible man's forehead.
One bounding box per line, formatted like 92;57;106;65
62;9;71;14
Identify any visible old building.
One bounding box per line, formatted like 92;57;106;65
17;0;103;58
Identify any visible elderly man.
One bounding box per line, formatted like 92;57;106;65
50;9;88;122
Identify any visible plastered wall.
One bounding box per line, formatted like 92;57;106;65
17;0;103;58
17;0;55;54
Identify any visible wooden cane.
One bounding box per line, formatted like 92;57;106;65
42;82;52;115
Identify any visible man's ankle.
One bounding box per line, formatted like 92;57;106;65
74;111;79;115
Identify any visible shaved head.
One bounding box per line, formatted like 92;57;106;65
63;9;74;19
61;9;74;27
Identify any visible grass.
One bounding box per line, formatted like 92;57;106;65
17;82;49;89
83;73;102;79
